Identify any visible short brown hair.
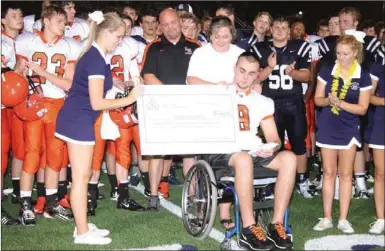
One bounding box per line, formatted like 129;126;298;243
254;12;272;25
41;5;67;31
208;16;237;43
339;7;361;23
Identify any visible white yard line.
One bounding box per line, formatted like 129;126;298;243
132;184;243;250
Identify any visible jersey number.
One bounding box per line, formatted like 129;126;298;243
268;64;293;90
110;55;124;81
31;52;66;84
238;105;250;131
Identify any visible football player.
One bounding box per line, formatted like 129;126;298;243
1;2;24;226
131;8;158;65
33;1;89;42
15;5;81;225
247;12;273;48
250;16;315;198
23;0;50;33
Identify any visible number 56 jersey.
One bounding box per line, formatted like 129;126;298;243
250;39;311;100
15;31;81;99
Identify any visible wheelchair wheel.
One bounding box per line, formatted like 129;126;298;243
255;207;274;233
181;160;217;240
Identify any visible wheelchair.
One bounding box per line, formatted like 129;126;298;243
181;159;293;250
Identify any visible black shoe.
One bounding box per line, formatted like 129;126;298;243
97;194;105;201
146;196;160;211
87;200;96;216
12;194;20;204
19;198;36;226
1;210;21;225
240;225;274;251
267;223;293;249
129;174;141;187
117;198;146;211
144;189;151;198
44;204;73;221
168;174;183;186
110;188;119;201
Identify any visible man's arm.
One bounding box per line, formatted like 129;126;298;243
260;117;281;152
143;73;163;85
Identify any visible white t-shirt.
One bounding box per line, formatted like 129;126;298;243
236;90;275;150
187;43;244;84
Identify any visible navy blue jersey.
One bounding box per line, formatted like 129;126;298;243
317;35;382;70
250;39;311;100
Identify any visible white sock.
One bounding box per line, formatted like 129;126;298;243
20;190;32;198
89;181;98;185
12;177;20;180
119;180;129;184
46;189;58;196
355;172;367;191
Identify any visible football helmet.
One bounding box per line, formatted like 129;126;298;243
109;86;138;129
13;75;47;121
1;69;28;107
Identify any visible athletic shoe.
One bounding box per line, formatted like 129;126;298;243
1;209;21;225
337;219;354;233
19;198;36;226
239;224;274;251
313;218;333;231
267;222;293;249
33;196;46;214
369;219;385;235
73;223;110;238
158;181;169;198
73;230;112;245
44;204;73;221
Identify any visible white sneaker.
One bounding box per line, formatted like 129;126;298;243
74;230;111;245
73;223;110;238
337;219;354;233
3;188;13;195
369;219;385;234
296;179;318;199
368;187;374;194
313;218;333;231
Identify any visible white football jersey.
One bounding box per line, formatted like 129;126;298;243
236;90;275;150
1;32;16;70
106;36;140;82
23;15;36;33
15;31;81;98
32;17;89;42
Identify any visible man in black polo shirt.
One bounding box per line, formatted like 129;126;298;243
142;8;200;210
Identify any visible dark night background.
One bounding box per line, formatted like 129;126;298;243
5;1;385;34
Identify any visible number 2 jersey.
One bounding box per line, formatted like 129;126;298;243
236;90;274;151
106;36;140;82
250;39;311;100
15;31;81;99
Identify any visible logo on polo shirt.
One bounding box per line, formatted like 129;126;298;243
184;47;192;55
351;81;360;90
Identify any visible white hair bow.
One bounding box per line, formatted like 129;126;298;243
89;11;104;25
344;29;365;43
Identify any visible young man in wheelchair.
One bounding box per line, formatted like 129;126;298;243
205;52;296;250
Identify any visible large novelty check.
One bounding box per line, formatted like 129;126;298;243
137;85;240;156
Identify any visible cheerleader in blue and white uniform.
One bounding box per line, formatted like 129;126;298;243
313;33;372;233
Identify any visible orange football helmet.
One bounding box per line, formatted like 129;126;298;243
1;69;29;107
109;87;138;129
13;75;47;121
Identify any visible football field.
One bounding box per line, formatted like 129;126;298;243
1;168;384;250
